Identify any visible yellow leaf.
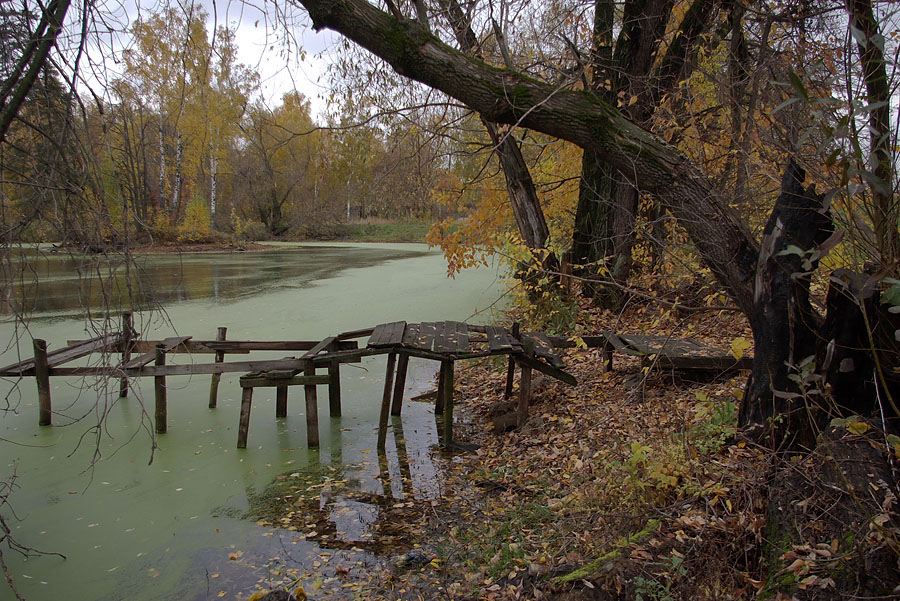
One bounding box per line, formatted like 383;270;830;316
847;421;870;434
217;592;226;598
731;337;751;360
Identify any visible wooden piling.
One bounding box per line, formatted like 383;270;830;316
237;387;253;448
119;312;133;398
154;344;167;433
504;356;516;399
517;364;532;426
328;361;341;416
208;326;227;408
435;362;446;415
304;361;320;448
441;360;454;447
377;352;397;450
391;353;408;416
34;339;51;426
276;386;288;418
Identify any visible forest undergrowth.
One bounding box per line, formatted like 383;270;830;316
248;286;900;601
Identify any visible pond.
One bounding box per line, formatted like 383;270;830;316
0;243;505;600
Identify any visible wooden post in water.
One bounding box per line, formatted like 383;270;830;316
328;340;341;417
391;353;409;416
377;352;397;451
154;344;167;433
275;386;288;418
119;312;133;398
304;361;320;448
517;364;532;426
434;362;446;415
328;361;341;416
441;359;454;447
34;339;51;426
208;326;227;408
237;387;253;448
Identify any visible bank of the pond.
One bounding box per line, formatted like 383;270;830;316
245;296;899;601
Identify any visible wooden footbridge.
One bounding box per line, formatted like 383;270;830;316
0;314;751;451
0;314;580;450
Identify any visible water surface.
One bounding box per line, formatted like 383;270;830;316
0;243;505;600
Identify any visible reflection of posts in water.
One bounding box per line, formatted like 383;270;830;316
328;416;343;469
377;446;392;498
391;416;414;498
208;326;227;408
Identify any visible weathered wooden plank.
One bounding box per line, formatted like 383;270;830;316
455;321;470;353
94;339;358;354
486;326;511;351
238;374;330;388
337;327;375;340
521;331;564;368
123;336;191;369
237;387;253;448
514;353;578;386
401;323;420;347
433;321;455;353
369;321;407;348
0;332;123;376
301;336;338;360
417;322;437;352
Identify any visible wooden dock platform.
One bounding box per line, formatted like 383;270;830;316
0;314;578;451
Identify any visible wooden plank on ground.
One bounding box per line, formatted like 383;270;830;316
368;321;406;348
122;336;191;369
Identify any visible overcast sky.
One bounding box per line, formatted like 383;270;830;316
71;0;338;119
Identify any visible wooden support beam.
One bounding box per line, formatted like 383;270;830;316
514;353;578;386
391;353;409;416
304;362;320;448
124;336;191;369
0;332;121;377
504;356;516;399
154;345;167;433
377;353;397;450
441;360;455;447
208;327;227;408
328;360;341;417
33;339;51;426
237;387;253;448
517;364;532;426
301;336;337;359
238;374;329;388
435;362;446;415
276;386;288;418
120;312;133;398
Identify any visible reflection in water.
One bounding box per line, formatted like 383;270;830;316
0;245;428;320
247;410;432;554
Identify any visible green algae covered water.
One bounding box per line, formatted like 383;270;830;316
0;243;505;600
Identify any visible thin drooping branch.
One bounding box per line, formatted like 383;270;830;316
0;0;73;143
296;0;759;316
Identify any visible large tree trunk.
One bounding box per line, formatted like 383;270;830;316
738;159;833;449
299;0;759;314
